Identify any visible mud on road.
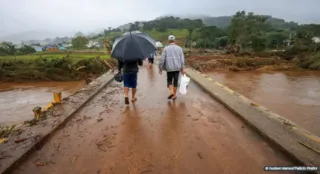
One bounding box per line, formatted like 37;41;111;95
10;67;294;174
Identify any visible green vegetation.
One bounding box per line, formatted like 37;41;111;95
0;52;110;62
0;42;36;56
0;56;115;82
72;36;89;50
0;51;112;81
99;12;320;70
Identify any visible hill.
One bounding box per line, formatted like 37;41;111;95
155;14;299;30
0;30;64;44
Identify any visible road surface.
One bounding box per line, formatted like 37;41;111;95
11;66;294;174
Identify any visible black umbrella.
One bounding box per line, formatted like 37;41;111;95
111;31;156;62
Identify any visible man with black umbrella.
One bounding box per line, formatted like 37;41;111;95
159;35;185;100
111;31;156;104
118;60;143;104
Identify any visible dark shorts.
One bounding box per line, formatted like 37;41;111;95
148;58;154;64
123;72;137;88
167;71;180;87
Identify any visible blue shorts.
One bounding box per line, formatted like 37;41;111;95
123;72;137;88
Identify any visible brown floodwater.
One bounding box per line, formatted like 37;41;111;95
207;70;320;136
0;81;85;126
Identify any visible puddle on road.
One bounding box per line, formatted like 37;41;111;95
0;81;85;125
207;70;320;136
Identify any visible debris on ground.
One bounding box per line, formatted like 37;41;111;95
14;138;28;143
35;160;54;166
140;170;152;174
24;118;39;126
192;118;199;121
97;118;103;122
35;162;47;166
197;152;203;159
185;51;291;72
0;138;8;144
72;156;78;163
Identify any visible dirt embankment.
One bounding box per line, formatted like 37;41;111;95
185;49;295;72
0;57;116;82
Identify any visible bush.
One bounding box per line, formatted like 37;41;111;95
296;52;320;70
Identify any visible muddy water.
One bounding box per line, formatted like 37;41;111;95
0;81;85;125
207;70;320;136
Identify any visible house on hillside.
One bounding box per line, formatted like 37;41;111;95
86;40;100;48
42;45;59;52
312;37;320;43
62;43;72;48
58;44;66;51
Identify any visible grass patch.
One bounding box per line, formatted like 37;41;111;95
0;57;116;81
144;29;189;42
0;52;110;62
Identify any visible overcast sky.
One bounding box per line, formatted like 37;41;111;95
1;0;320;38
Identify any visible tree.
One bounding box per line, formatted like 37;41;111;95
0;42;16;56
265;31;288;48
134;21;140;30
192;26;227;48
228;11;269;51
215;36;228;48
250;34;267;51
104;29;109;37
72;36;89;50
75;32;84;37
19;45;36;54
129;23;137;31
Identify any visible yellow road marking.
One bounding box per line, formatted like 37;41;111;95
305;133;320;143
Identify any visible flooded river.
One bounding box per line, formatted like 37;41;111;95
208;70;320;136
0;81;85;126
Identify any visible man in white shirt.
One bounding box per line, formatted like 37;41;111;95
159;35;185;100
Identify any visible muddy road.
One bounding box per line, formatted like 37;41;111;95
0;81;85;125
11;67;294;174
208;70;320;137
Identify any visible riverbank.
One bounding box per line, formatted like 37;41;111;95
185;50;296;72
0;72;115;173
0;81;85;126
0;55;116;82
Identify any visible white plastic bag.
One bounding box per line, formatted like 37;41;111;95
179;74;190;95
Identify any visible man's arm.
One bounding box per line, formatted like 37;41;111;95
159;48;166;71
137;60;143;66
118;60;123;71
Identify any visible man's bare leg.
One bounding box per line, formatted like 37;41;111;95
172;87;177;99
132;88;137;102
124;87;129;104
168;85;174;99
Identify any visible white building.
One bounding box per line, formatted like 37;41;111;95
312;37;320;43
86;40;100;48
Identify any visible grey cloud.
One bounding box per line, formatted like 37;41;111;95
0;0;319;39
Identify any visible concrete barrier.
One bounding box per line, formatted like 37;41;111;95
186;68;320;173
0;71;115;174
